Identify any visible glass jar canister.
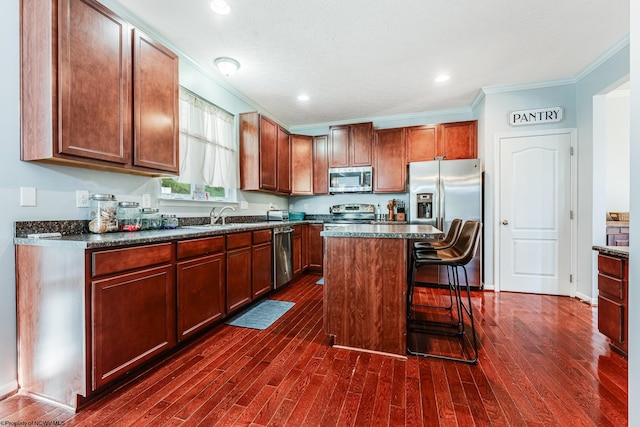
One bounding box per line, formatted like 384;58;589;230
161;214;179;229
140;208;162;230
89;194;118;233
117;201;141;231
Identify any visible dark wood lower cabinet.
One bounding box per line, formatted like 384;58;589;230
596;252;628;356
226;246;252;313
308;223;323;273
91;264;175;390
252;242;272;298
176;253;226;341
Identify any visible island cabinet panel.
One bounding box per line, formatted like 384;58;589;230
596;253;628;356
132;29;179;173
21;0;179;176
291;134;314;195
308;223;323;272
226;232;253;313
324;237;407;356
313;135;329;194
373;127;407;193
329;122;373;167
176;236;226;341
91;264;175;390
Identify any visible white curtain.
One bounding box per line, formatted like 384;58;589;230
178;89;237;189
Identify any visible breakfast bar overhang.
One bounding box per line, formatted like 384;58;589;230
321;224;443;358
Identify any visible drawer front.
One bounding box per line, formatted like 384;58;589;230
598;273;625;300
92;243;173;277
177;236;225;260
227;232;252;249
253;229;272;244
598;254;625;279
597;295;625;343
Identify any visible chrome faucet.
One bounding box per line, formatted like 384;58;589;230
210;205;235;225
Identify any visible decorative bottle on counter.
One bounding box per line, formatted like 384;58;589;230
117;201;141;231
89;193;118;233
140;208;162;230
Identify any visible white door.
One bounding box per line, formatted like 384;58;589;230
499;131;573;295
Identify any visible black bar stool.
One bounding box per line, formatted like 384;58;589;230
408;218;462;311
413;218;462;252
407;220;481;364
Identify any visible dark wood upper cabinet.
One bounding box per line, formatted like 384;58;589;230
240;112;291;194
132;29;179;173
313;135;329;195
291;134;314;195
373;128;407;193
406;121;477;162
406;125;438;163
438;120;478;160
21;0;179;176
277;126;292;193
329;122;373;167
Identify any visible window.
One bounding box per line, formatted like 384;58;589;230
160;88;237;201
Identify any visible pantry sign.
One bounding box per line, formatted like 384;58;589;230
509;106;563;126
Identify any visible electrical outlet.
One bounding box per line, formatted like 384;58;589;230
141;193;151;208
76;190;90;208
240;201;249;210
303;203;309;210
20;187;37;207
269;203;277;210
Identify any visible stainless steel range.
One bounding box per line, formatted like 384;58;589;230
324;203;376;230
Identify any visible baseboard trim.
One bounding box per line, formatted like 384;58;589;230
0;380;18;401
576;291;597;305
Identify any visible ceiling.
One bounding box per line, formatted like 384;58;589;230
113;0;629;127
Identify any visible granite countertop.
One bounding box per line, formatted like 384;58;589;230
13;220;319;249
320;223;443;239
592;245;629;258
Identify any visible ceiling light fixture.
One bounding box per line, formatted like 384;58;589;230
210;0;231;15
297;94;310;101
214;57;240;76
435;74;450;83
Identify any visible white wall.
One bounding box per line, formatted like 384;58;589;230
605;92;630;212
479;84;577;290
628;1;639;423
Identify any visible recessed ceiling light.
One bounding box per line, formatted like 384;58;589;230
297;94;310;101
435;75;450;83
214;57;240;76
210;0;231;15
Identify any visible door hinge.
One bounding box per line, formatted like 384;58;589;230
570;146;574;156
570;210;574;219
570;274;573;283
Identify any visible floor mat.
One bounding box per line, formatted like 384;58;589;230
225;299;295;330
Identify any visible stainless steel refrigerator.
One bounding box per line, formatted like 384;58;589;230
409;159;483;289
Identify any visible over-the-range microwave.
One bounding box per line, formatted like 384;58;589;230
328;166;373;193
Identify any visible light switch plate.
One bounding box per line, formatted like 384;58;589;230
76;190;90;208
141;193;151;208
20;187;36;207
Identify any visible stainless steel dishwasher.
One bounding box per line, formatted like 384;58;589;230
273;225;294;288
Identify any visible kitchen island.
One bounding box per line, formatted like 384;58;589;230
321;224;442;358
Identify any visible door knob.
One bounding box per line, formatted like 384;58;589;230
502;220;509;225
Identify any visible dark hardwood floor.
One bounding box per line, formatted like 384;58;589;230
0;274;628;426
